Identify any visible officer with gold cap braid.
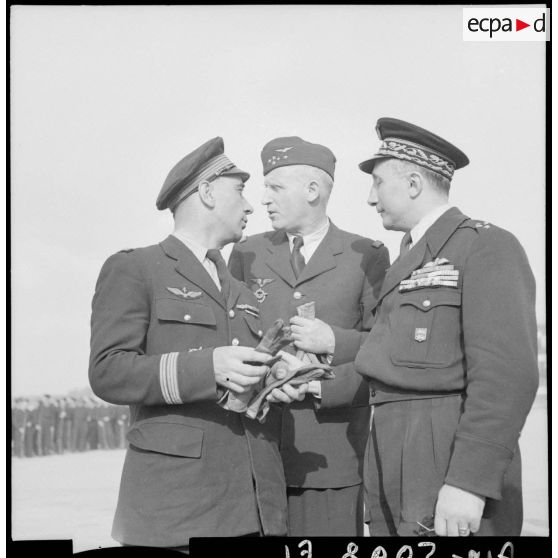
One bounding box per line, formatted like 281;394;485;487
348;118;539;536
89;137;307;551
229;136;390;536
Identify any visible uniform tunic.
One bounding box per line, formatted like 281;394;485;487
229;222;389;535
352;207;539;535
89;235;287;547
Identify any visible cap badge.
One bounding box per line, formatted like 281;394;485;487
166;287;203;299
275;147;293;153
251;278;274;303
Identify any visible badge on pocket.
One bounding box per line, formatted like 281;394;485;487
414;327;428;342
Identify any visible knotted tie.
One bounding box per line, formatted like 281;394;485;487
399;232;412;257
290;235;306;279
206;249;231;300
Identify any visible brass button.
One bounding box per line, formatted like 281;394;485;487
293;291;302;300
231;338;239;346
184;314;191;321
422;300;431;308
229;310;235;318
370;389;376;397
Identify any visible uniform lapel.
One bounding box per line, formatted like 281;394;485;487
295;222;343;285
377;207;469;302
265;231;297;287
227;275;242;309
159;235;226;309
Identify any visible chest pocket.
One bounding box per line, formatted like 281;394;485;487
156;298;216;327
390;289;462;368
239;312;263;339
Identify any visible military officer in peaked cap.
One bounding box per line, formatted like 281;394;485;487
89;137;308;551
350;118;539;536
229;136;390;536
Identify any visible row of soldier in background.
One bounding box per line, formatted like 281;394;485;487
11;393;129;458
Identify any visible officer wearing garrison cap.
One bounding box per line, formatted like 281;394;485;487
350;118;538;536
229;137;390;536
89;137;307;550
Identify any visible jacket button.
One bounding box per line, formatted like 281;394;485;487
422;300;431;308
370;389;376;397
184;314;191;321
231;338;239;346
293;291;302;300
229;310;235;318
257;330;263;337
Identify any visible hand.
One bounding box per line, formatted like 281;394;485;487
289;317;335;354
213;346;272;394
266;381;309;404
434;484;485;536
266;351;309;403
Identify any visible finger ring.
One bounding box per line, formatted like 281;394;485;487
458;527;470;536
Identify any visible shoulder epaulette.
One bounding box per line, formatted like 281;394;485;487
460;219;492;231
371;240;384;248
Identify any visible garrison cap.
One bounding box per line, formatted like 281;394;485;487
156;137;250;211
359;118;469;180
261;136;336;179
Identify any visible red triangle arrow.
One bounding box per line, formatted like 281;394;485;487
516;19;530;31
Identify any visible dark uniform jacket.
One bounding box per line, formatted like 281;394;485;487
353;207;539;501
89;235;287;547
229;222;390;488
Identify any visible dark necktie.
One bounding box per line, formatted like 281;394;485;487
290;235;306;279
206;249;231;300
399;232;412;258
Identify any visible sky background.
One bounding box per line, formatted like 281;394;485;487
11;5;546;396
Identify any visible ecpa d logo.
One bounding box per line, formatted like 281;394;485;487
463;8;550;41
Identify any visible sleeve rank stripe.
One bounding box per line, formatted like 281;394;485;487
167;352;182;404
159;353;173;404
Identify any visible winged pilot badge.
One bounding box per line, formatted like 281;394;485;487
166;287;203;300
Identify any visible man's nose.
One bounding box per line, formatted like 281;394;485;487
244;199;254;214
367;186;378;206
261;190;271;206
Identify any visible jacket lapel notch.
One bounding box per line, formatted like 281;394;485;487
162;236;226;309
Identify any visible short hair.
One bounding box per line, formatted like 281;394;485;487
296;164;333;195
393;159;451;194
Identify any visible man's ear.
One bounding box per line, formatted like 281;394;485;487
305;180;320;203
197;180;216;208
408;172;423;200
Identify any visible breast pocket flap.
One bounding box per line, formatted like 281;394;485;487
400;289;461;312
156;298;216;326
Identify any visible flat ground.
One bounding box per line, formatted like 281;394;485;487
11;391;548;552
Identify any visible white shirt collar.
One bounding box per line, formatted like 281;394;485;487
172;231;209;264
286;218;330;261
409;203;452;248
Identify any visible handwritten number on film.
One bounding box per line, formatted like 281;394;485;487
284;540;513;558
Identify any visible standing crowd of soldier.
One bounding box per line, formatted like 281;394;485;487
11;394;130;458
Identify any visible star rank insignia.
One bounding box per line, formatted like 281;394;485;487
251;278;274;303
267;147;293;165
166;287;203;299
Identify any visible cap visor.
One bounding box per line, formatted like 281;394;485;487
220;166;250;182
358;154;388;174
